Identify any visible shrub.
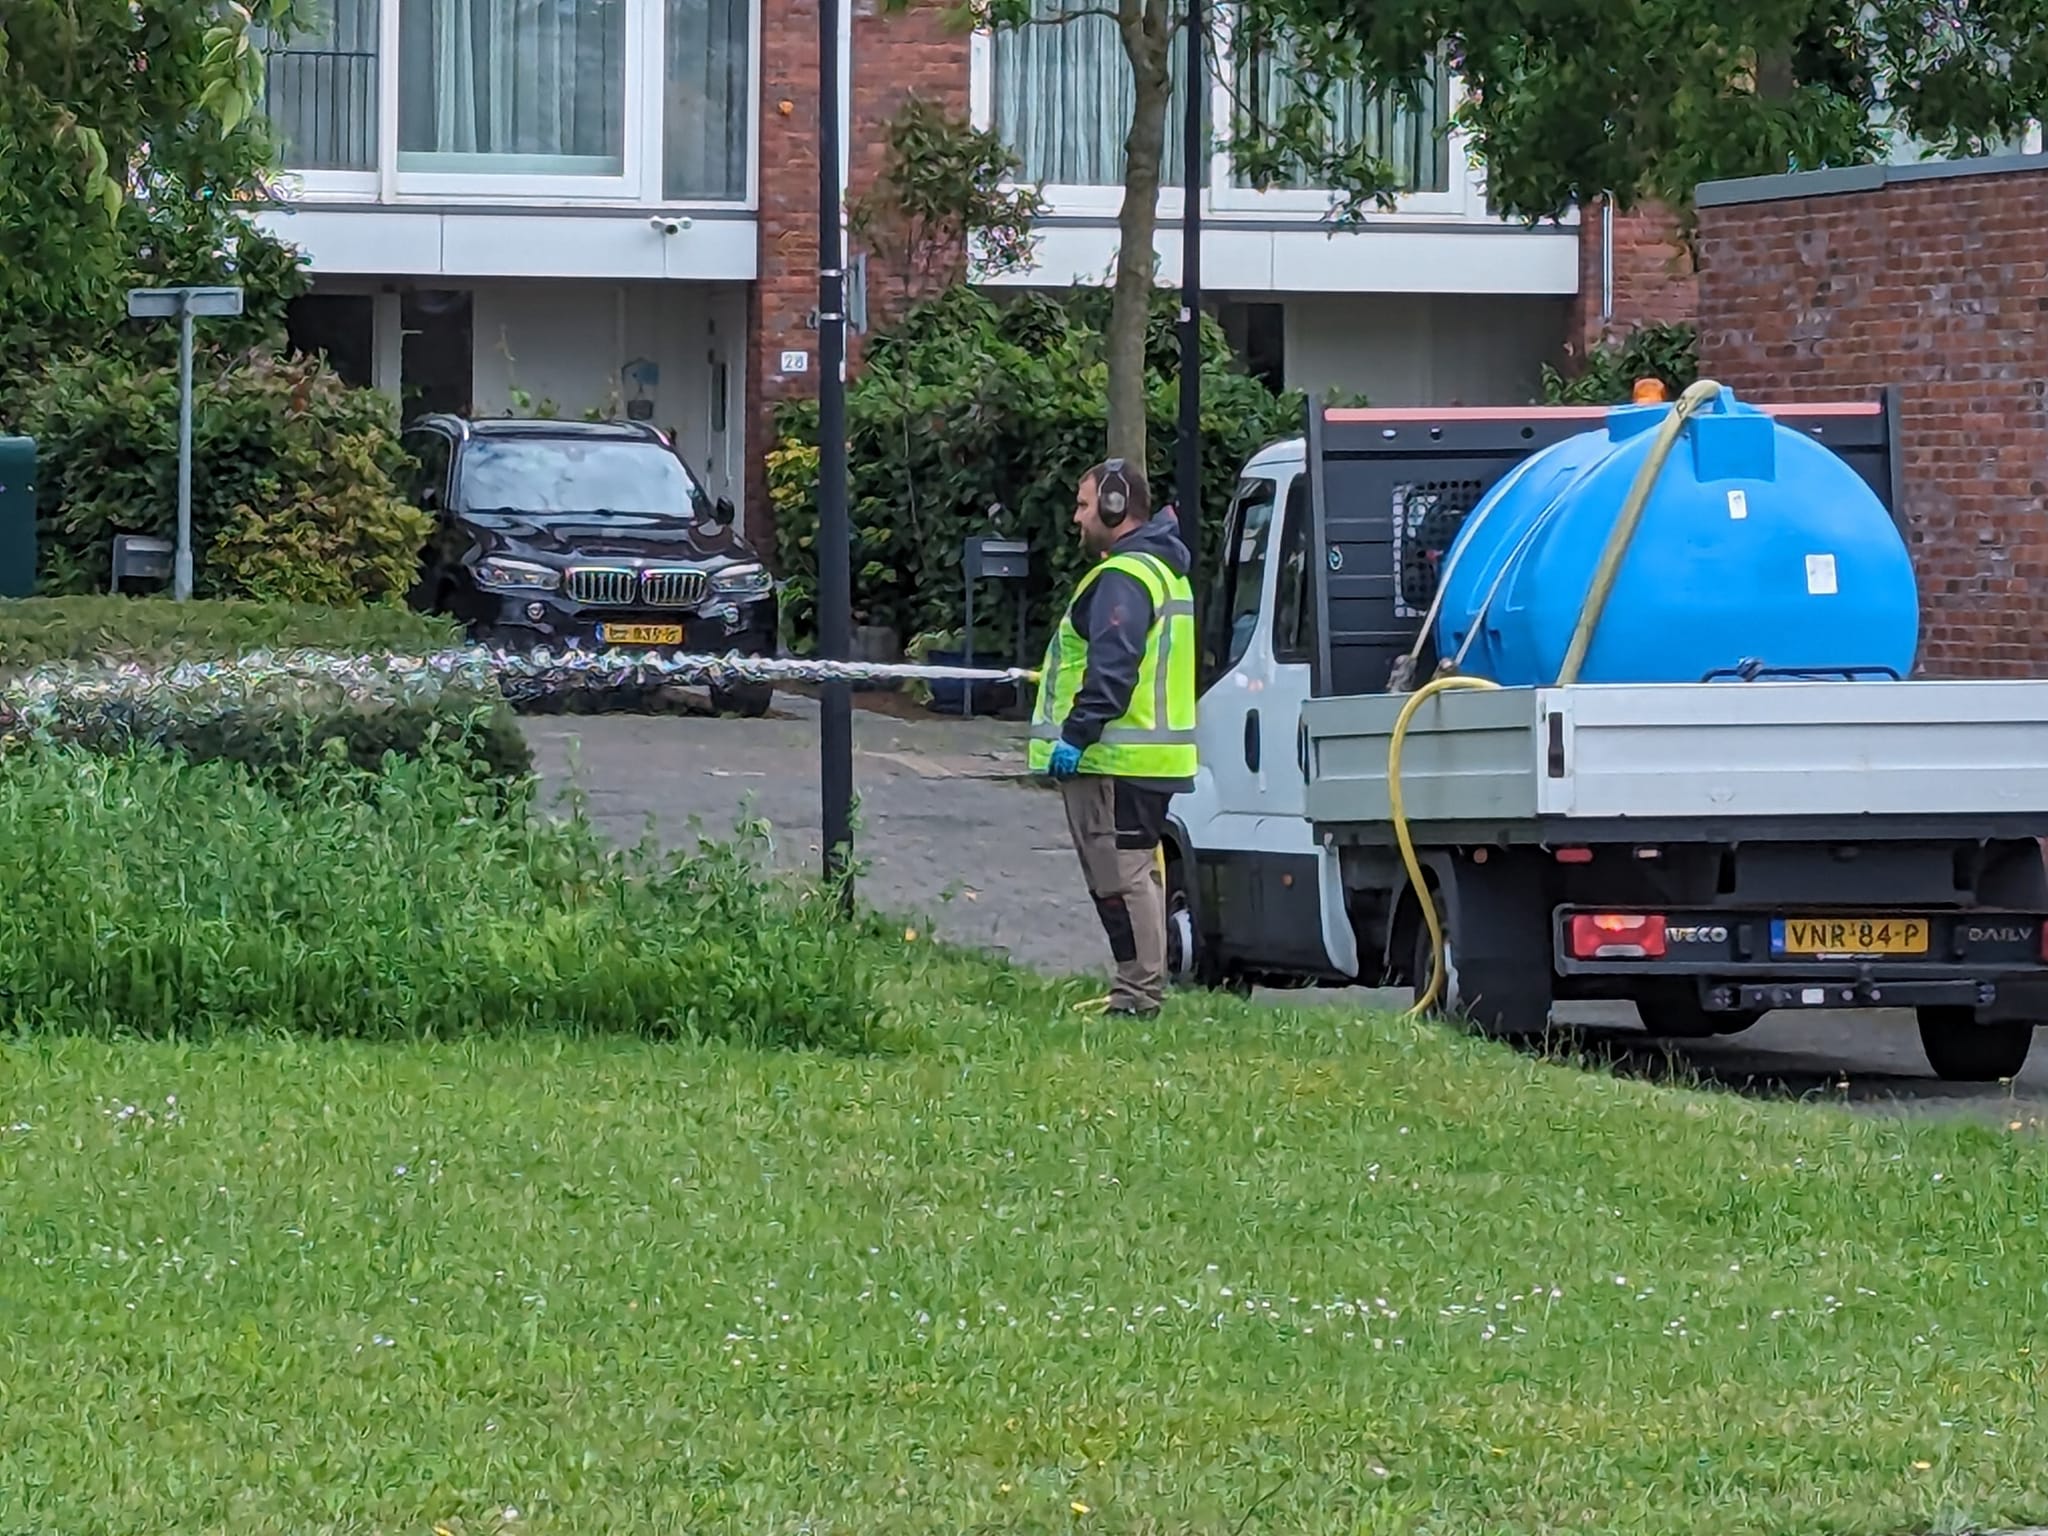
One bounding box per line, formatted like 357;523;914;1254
0;595;458;667
768;286;1306;653
0;596;531;785
1542;322;1700;405
0;747;874;1050
8;348;428;604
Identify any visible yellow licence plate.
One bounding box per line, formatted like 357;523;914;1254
1773;916;1930;957
599;624;683;646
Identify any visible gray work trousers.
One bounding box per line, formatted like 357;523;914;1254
1059;774;1171;1013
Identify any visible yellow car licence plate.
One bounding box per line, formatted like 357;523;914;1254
599;623;684;646
1772;916;1930;957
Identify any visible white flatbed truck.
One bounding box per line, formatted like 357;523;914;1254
1165;397;2048;1082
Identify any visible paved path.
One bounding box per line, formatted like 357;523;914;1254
527;696;2048;1118
525;693;1099;974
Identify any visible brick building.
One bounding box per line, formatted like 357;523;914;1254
1562;198;1698;362
252;0;1585;540
1692;155;2048;676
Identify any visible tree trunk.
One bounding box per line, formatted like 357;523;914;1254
1107;0;1171;465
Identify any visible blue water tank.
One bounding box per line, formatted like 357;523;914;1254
1433;391;1919;687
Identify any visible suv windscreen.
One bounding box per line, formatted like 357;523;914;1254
458;439;709;517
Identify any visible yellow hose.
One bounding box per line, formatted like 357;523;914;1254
1555;378;1722;686
1393;380;1720;1018
1391;673;1500;1017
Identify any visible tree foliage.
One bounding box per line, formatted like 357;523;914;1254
941;0;2048;463
0;0;301;356
0;0;429;607
766;286;1303;652
850;98;1050;313
1233;0;2048;221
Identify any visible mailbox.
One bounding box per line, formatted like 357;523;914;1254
963;536;1030;581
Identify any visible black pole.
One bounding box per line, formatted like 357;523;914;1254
1176;0;1204;596
817;0;855;909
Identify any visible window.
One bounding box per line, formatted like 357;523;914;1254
456;438;708;516
261;0;380;171
397;0;627;176
1271;474;1314;664
991;0;1201;187
1233;48;1452;192
664;0;749;199
1204;476;1276;683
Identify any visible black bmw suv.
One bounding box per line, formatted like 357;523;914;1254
401;416;778;715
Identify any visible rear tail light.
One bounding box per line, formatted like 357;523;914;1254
1569;913;1668;960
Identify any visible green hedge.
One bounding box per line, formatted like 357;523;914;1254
0;595;460;667
0;748;873;1050
768;287;1307;653
1542;322;1700;405
0;596;531;785
6;348;428;604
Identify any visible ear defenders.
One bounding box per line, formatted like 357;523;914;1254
1096;457;1134;528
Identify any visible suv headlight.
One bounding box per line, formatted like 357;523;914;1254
711;562;774;599
474;557;561;593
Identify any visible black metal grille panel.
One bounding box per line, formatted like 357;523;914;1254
1391;479;1484;618
641;568;709;609
565;567;636;606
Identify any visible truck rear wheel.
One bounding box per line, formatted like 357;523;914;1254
1917;1007;2035;1083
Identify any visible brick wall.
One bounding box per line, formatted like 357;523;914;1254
1563;198;1698;365
1695;163;2048;677
746;0;969;554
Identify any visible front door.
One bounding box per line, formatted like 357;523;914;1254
1178;466;1358;979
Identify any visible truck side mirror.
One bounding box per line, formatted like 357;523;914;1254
712;497;736;526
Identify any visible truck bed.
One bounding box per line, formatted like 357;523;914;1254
1302;679;2048;843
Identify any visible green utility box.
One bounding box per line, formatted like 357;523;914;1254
0;437;34;598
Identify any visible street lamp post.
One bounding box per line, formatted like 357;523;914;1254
816;0;856;907
126;285;245;602
1177;0;1205;599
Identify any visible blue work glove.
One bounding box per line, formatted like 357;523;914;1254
1047;740;1083;779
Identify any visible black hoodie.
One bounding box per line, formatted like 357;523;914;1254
1057;507;1195;795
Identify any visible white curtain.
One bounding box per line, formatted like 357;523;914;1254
1233;48;1451;192
664;0;749;200
399;0;625;172
992;1;1194;187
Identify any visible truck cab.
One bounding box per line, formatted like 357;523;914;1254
1167;438;1358;988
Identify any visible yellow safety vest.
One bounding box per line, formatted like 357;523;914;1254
1028;550;1198;779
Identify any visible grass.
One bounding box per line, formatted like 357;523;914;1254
0;749;870;1049
1;940;2045;1534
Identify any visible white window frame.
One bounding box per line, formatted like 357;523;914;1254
970;4;1490;223
268;0;760;210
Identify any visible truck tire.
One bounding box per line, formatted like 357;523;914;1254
1164;849;1249;995
1917;1007;2035;1083
711;682;774;718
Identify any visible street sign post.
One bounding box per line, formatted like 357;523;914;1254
126;286;244;601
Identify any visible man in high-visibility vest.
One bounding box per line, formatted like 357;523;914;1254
1029;459;1198;1017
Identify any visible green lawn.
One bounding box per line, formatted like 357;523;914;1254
2;952;2044;1535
